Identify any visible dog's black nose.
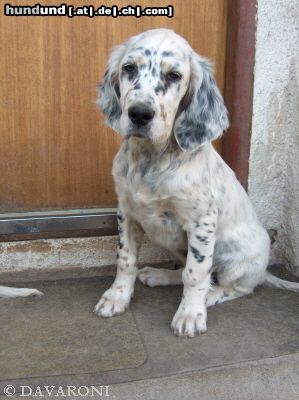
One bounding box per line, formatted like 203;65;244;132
128;104;155;126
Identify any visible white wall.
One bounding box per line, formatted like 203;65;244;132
249;0;299;273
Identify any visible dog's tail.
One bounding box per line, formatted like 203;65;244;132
0;285;43;299
264;272;299;293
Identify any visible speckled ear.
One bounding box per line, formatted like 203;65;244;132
174;54;229;151
97;44;127;132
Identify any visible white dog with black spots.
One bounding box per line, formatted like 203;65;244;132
95;29;299;337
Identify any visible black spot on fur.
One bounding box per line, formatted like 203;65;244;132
121;69;139;82
144;49;151;56
190;246;205;263
162;51;174;57
159;71;172;92
196;235;209;245
117;213;124;236
160;71;166;81
133;82;141;90
155;84;166;95
117;213;124;223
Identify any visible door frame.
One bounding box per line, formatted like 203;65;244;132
0;209;117;241
222;0;256;190
0;0;257;241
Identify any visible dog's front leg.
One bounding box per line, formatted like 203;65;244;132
94;211;143;317
171;209;217;338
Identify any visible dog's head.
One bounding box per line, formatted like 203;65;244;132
98;29;229;151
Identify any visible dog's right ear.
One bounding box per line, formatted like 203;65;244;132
97;44;127;132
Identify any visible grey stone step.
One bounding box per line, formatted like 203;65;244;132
0;275;298;399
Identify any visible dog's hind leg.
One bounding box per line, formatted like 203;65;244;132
138;246;186;287
206;257;266;307
138;266;183;287
205;284;253;307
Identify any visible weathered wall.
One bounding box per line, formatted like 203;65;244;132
248;0;299;273
0;236;173;281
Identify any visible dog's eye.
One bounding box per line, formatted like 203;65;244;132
166;71;182;82
122;63;137;74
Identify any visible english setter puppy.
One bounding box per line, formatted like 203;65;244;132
95;29;299;337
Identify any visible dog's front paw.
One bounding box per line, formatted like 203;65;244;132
94;286;132;318
171;306;207;338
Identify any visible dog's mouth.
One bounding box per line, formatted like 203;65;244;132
128;132;147;139
127;124;151;140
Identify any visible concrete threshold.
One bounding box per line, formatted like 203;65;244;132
0;236;174;281
0;274;298;399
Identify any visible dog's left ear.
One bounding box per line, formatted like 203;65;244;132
97;44;127;132
174;54;229;151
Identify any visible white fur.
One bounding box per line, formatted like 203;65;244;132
0;285;43;299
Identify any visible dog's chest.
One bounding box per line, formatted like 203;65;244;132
127;190;186;248
123;177;180;232
114;152;185;244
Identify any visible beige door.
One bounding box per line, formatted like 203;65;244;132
0;0;227;213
